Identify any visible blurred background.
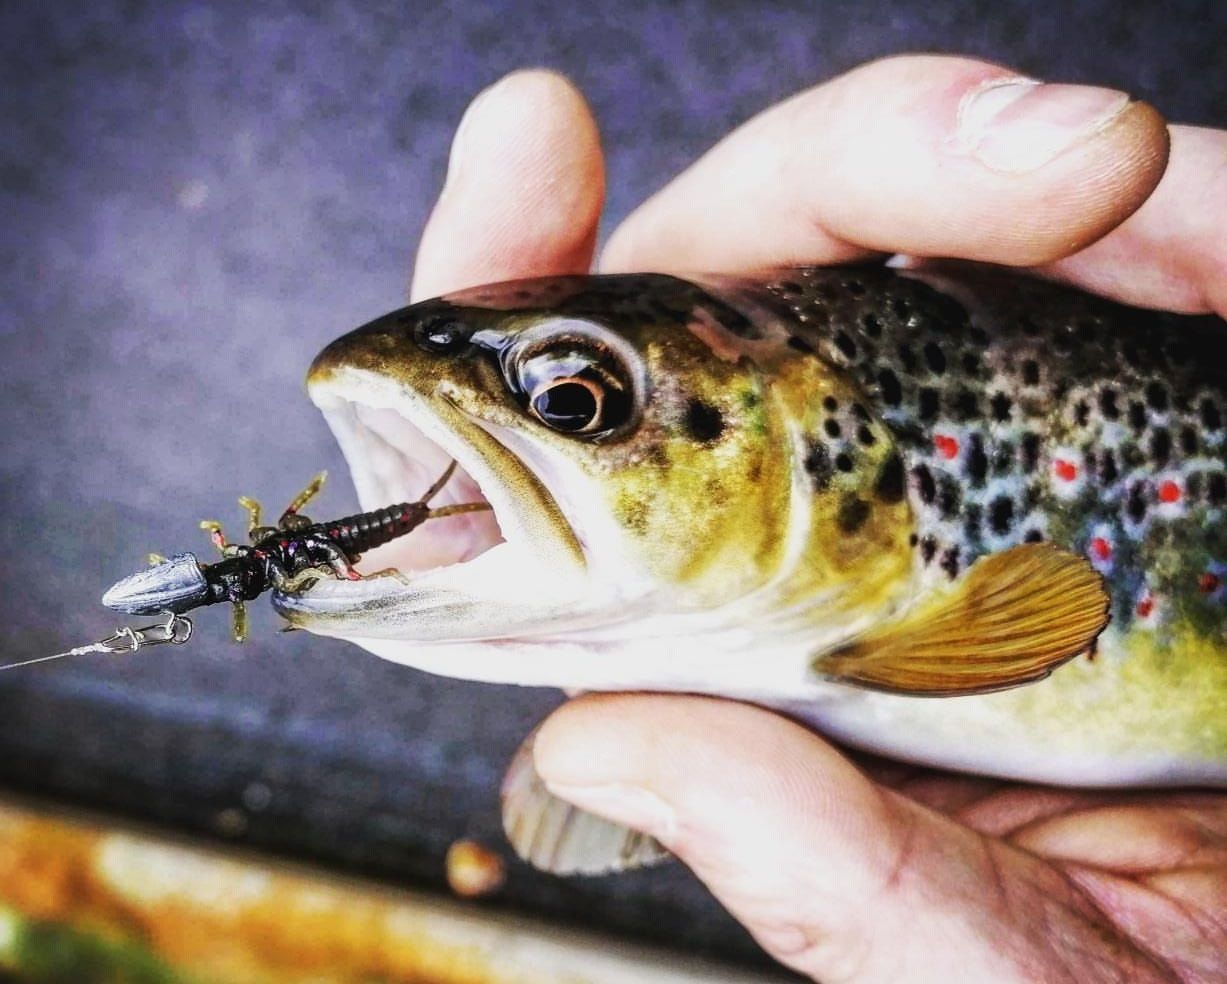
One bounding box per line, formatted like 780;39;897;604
1;1;1224;980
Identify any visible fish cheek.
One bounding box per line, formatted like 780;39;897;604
601;400;791;604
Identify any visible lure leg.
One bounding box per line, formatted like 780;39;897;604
231;600;248;643
266;559;331;594
199;520;229;554
315;539;363;581
278;472;327;529
147;552;167;566
237;496;263;538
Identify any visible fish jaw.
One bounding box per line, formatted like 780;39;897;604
272;366;604;644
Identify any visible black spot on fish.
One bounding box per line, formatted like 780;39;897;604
1209;472;1226;504
920;536;938;564
823;396;838;412
787;335;815;354
923;342;946;374
1180;427;1199;455
953;389;979;421
1021;433;1041;473
877;368;903;406
1022;360;1040;385
1024;529;1044;543
1188;472;1204;499
845;278;867;296
803;440;832;490
1127;483;1148;523
824;419;842;439
961;351;981;375
892;297;911;321
1146;382;1169;412
874;453;906;503
685;399;725;443
1099;388;1119;420
913;464;937;505
1128;401;1147;431
897;344;917;372
835;452;854;473
1201;398;1222;432
909;532;919;546
940;546;960;579
1099;451;1118;486
990;392;1012;422
1150;428;1172;467
968;436;989;487
968;324;989;345
963;502;982;539
918;387;940;421
1121;443;1145;469
862;313;882;338
857;425;877;447
852;403;871;421
835;331;857;359
937;476;962;518
1075;401;1090;427
992;441;1014;476
989;496;1014;536
838;495;871;534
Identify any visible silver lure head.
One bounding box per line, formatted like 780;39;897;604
102;552;209;616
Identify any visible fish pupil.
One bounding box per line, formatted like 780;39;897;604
533;382;598;431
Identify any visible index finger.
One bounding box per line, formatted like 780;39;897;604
601;55;1170;278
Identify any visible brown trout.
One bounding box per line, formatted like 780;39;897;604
274;264;1227;874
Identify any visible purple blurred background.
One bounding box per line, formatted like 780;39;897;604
1;0;1224;967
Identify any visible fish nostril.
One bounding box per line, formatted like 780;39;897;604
413;316;468;354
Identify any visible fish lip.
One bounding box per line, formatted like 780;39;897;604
271;366;585;626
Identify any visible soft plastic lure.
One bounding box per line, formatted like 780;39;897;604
1;463;487;669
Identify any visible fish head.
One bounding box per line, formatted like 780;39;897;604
274;274;914;694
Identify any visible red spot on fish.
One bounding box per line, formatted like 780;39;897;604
1158;480;1181;503
1090;537;1112;561
1136;596;1154;618
1200;572;1221;594
1053;459;1078;482
934;435;959;460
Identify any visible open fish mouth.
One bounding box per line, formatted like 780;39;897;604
271;367;587;633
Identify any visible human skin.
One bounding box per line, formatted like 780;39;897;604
409;58;1227;983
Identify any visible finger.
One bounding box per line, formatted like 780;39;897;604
535;696;1166;982
601;54;1168;274
1037;124;1227;315
410;69;604;302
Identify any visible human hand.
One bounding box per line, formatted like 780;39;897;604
410;59;1227;982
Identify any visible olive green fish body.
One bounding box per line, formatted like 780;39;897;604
282;265;1226;790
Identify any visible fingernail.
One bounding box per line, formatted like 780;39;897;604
544;781;678;844
442;77;508;193
957;78;1131;173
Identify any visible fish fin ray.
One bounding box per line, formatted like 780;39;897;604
501;728;669;875
812;543;1110;696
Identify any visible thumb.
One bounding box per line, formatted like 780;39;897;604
533;695;1130;982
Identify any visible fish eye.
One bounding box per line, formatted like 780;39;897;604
514;347;633;437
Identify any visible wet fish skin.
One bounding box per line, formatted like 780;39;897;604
292;264;1226;792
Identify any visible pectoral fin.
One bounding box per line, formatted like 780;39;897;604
501;729;669;875
813;543;1110;696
